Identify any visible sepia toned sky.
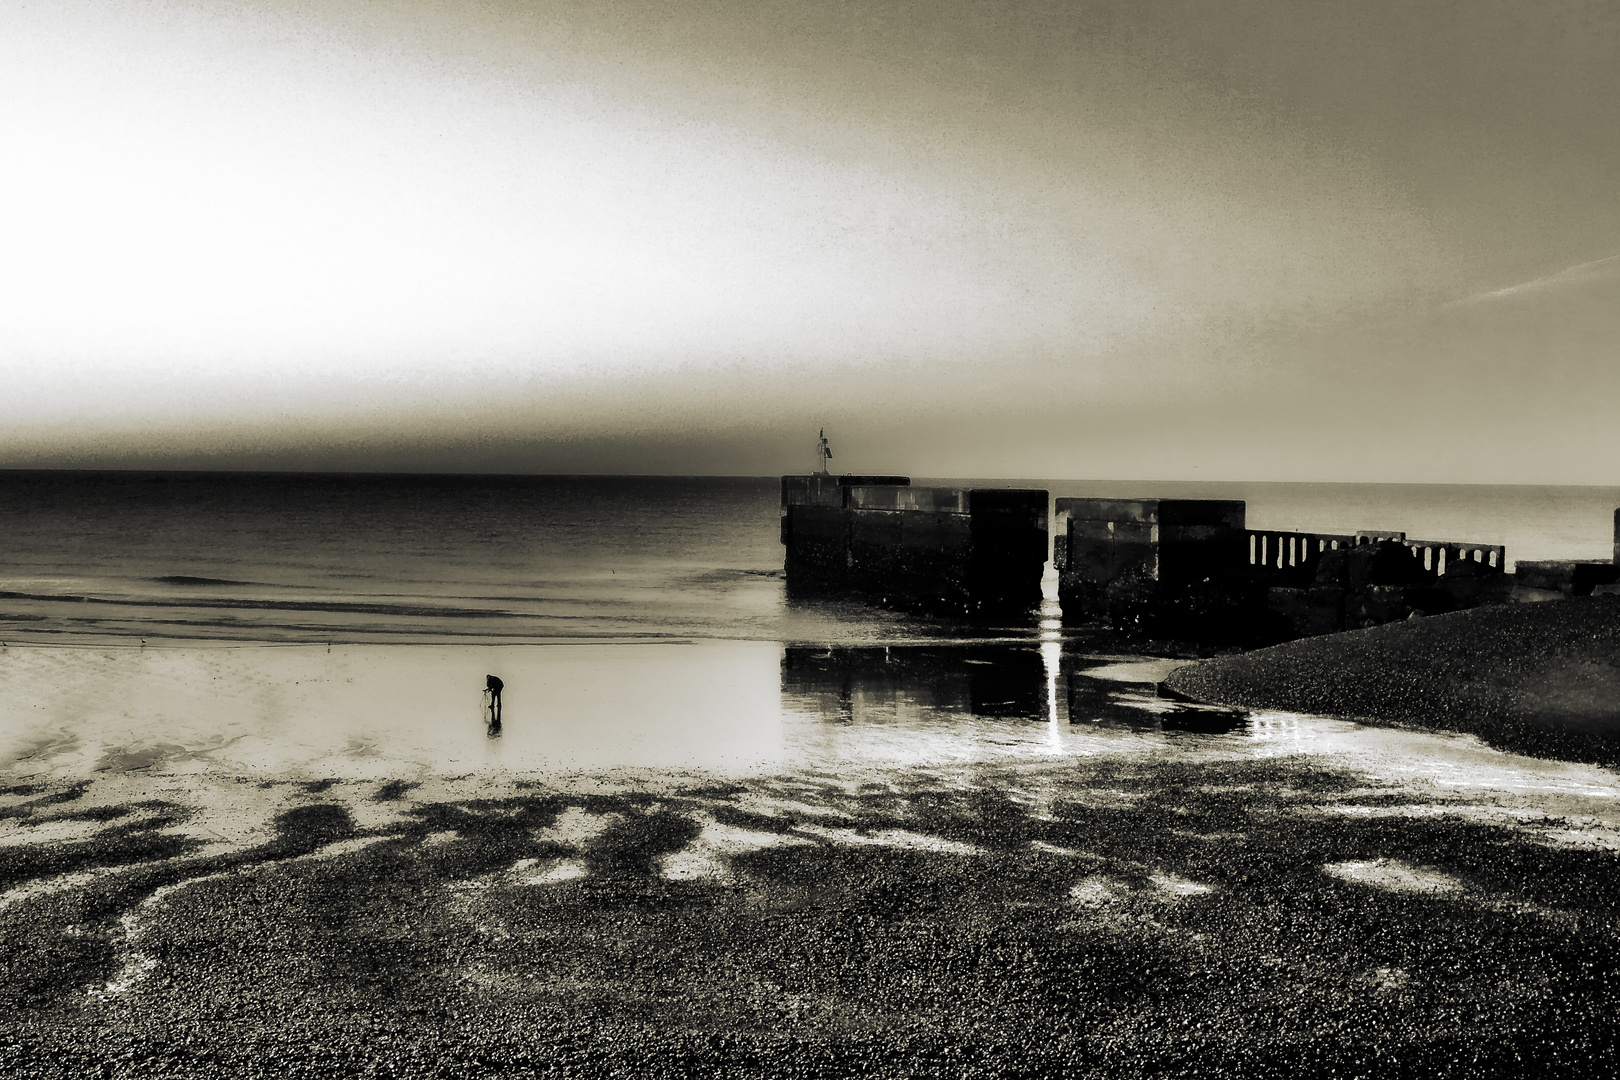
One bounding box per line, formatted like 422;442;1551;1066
3;0;1617;481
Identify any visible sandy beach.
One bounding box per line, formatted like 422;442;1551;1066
4;640;1620;1077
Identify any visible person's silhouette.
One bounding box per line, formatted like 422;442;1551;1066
485;674;504;736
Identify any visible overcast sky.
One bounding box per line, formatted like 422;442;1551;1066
3;0;1617;481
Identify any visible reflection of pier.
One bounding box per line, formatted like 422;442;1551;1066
782;645;1047;722
782;645;1246;737
1067;665;1246;735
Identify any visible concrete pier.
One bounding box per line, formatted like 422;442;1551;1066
1054;497;1254;642
781;476;1047;617
1055;496;1516;644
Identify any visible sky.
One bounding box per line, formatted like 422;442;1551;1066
2;0;1617;482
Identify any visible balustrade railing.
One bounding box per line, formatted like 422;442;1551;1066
1245;530;1503;575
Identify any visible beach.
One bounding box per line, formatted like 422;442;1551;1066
4;639;1620;1077
5;756;1620;1077
1163;595;1620;768
4;475;1620;1075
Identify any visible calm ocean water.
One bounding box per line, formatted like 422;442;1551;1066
4;471;1620;791
1;470;1617;645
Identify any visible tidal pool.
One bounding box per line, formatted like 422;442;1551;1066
0;641;1615;817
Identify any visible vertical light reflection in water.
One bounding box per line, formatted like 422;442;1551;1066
1039;562;1065;751
1040;637;1062;752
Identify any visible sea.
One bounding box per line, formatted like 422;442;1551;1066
2;471;1618;791
3;470;1616;646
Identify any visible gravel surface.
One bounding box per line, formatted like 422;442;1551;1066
3;760;1619;1078
1164;595;1620;767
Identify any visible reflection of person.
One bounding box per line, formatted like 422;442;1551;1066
485;674;504;734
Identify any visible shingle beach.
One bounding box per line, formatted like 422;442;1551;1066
1164;594;1620;767
3;754;1619;1078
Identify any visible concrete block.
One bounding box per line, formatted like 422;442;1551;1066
1313;548;1349;587
781;474;845;509
1346;540;1434;590
850;486;967;514
781;474;910;510
1057;497;1253;642
1054;497;1244;529
1347;585;1416;628
783;476;1045;617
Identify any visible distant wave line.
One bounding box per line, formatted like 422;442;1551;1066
0;590;527;620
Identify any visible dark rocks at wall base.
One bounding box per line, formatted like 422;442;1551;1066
1268;587;1343;640
1345;539;1433;591
1258;539;1525;638
1056;498;1265;646
1055;496;1530;647
1438;553;1516;608
780;476;1048;618
1514;560;1620;598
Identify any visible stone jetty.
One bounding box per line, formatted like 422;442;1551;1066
784;474;1620;647
1052;496;1523;644
779;474;1048;617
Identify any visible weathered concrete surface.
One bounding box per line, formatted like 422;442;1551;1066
1056;493;1524;646
781;477;1046;617
779;475;910;593
1055;498;1256;643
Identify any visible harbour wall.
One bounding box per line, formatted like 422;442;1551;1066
783;476;1620;645
780;475;1048;617
1055;496;1620;644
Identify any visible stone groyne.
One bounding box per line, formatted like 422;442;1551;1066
784;476;1620;646
1056;496;1620;645
780;475;1048;617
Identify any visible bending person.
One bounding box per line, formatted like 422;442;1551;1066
485;674;504;735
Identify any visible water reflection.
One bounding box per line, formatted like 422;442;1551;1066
781;644;1047;723
5;642;1619;807
782;644;1246;736
1066;667;1246;735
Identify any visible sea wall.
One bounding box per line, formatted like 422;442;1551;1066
1055;496;1520;645
1053;498;1255;643
784;479;1620;643
781;475;1047;617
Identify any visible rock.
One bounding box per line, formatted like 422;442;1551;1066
1346;540;1433;590
1514;560;1620;597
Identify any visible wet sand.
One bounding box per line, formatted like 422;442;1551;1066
1164;594;1620;767
4;765;1620;1074
3;640;1620;1076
